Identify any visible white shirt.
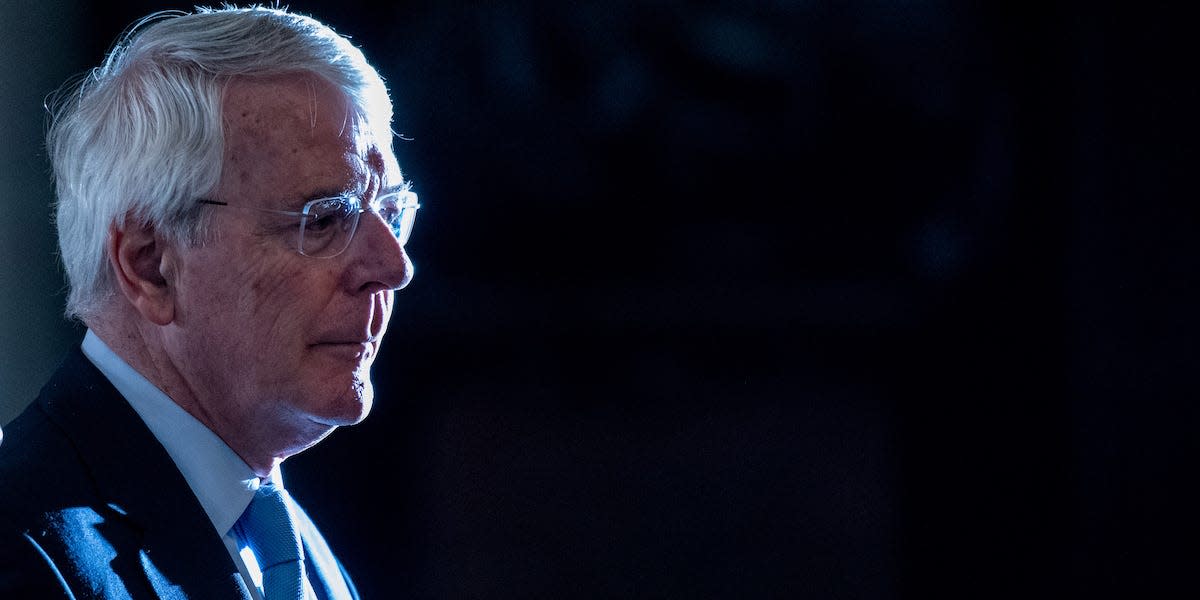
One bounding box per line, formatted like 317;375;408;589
81;330;317;600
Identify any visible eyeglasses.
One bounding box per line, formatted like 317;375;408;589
197;189;420;258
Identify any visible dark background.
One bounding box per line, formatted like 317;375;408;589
1;2;1196;598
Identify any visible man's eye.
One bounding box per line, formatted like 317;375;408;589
304;198;355;233
304;213;338;233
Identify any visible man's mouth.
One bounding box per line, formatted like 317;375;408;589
311;340;376;362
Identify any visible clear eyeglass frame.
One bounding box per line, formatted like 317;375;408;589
197;189;420;258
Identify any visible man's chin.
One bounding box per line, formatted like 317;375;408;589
304;377;374;426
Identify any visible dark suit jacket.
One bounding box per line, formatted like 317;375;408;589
0;347;359;599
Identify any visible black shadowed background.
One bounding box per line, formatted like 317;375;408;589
1;2;1195;598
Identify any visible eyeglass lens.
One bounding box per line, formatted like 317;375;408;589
297;191;418;258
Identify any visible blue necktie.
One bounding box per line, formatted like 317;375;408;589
237;483;306;600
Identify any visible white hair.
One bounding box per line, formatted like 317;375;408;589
47;5;395;322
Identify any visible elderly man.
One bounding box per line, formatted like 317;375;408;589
0;6;416;599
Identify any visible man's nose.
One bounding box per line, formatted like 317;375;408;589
343;210;413;294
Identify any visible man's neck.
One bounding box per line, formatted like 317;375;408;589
86;310;281;477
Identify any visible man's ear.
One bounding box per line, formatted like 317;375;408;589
108;221;177;326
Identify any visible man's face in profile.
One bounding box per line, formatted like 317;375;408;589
159;73;411;459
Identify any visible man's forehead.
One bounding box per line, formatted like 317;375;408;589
215;73;398;206
222;74;354;140
220;73;396;174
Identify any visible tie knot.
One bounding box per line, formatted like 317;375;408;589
238;483;304;569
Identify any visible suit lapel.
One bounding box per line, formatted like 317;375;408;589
38;347;252;599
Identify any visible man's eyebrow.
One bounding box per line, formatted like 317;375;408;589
291;186;359;206
291;179;408;207
379;181;411;195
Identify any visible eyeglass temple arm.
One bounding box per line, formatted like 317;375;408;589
196;199;309;218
